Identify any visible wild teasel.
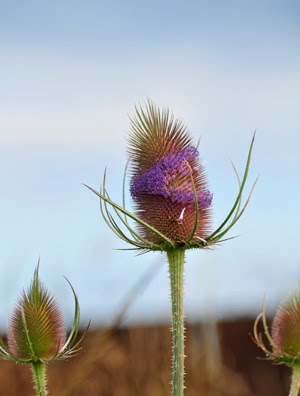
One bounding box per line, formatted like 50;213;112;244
86;100;256;396
85;101;257;253
253;293;300;396
0;264;85;396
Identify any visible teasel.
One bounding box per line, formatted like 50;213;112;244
254;293;300;396
86;100;256;396
0;263;86;396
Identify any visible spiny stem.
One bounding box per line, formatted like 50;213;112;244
167;248;185;396
290;366;300;396
31;361;48;396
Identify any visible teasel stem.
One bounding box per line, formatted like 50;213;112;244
31;361;48;396
168;248;185;396
290;366;300;396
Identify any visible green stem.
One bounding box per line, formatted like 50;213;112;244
31;361;48;396
167;248;185;396
290;366;300;396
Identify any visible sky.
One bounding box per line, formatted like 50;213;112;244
0;1;299;330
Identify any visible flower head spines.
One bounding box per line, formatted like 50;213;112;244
7;267;66;360
271;293;300;358
128;101;192;174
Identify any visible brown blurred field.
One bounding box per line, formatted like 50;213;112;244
0;319;289;396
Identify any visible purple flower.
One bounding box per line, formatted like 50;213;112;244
128;102;212;244
130;146;213;208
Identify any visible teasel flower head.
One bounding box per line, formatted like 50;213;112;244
0;263;85;364
253;293;300;366
85;100;257;252
129;105;212;245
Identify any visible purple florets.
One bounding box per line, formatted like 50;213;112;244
130;146;213;208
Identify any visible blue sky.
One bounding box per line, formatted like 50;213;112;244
0;1;299;330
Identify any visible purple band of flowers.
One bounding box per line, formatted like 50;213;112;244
130;146;213;208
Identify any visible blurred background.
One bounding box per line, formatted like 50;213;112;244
0;0;299;394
